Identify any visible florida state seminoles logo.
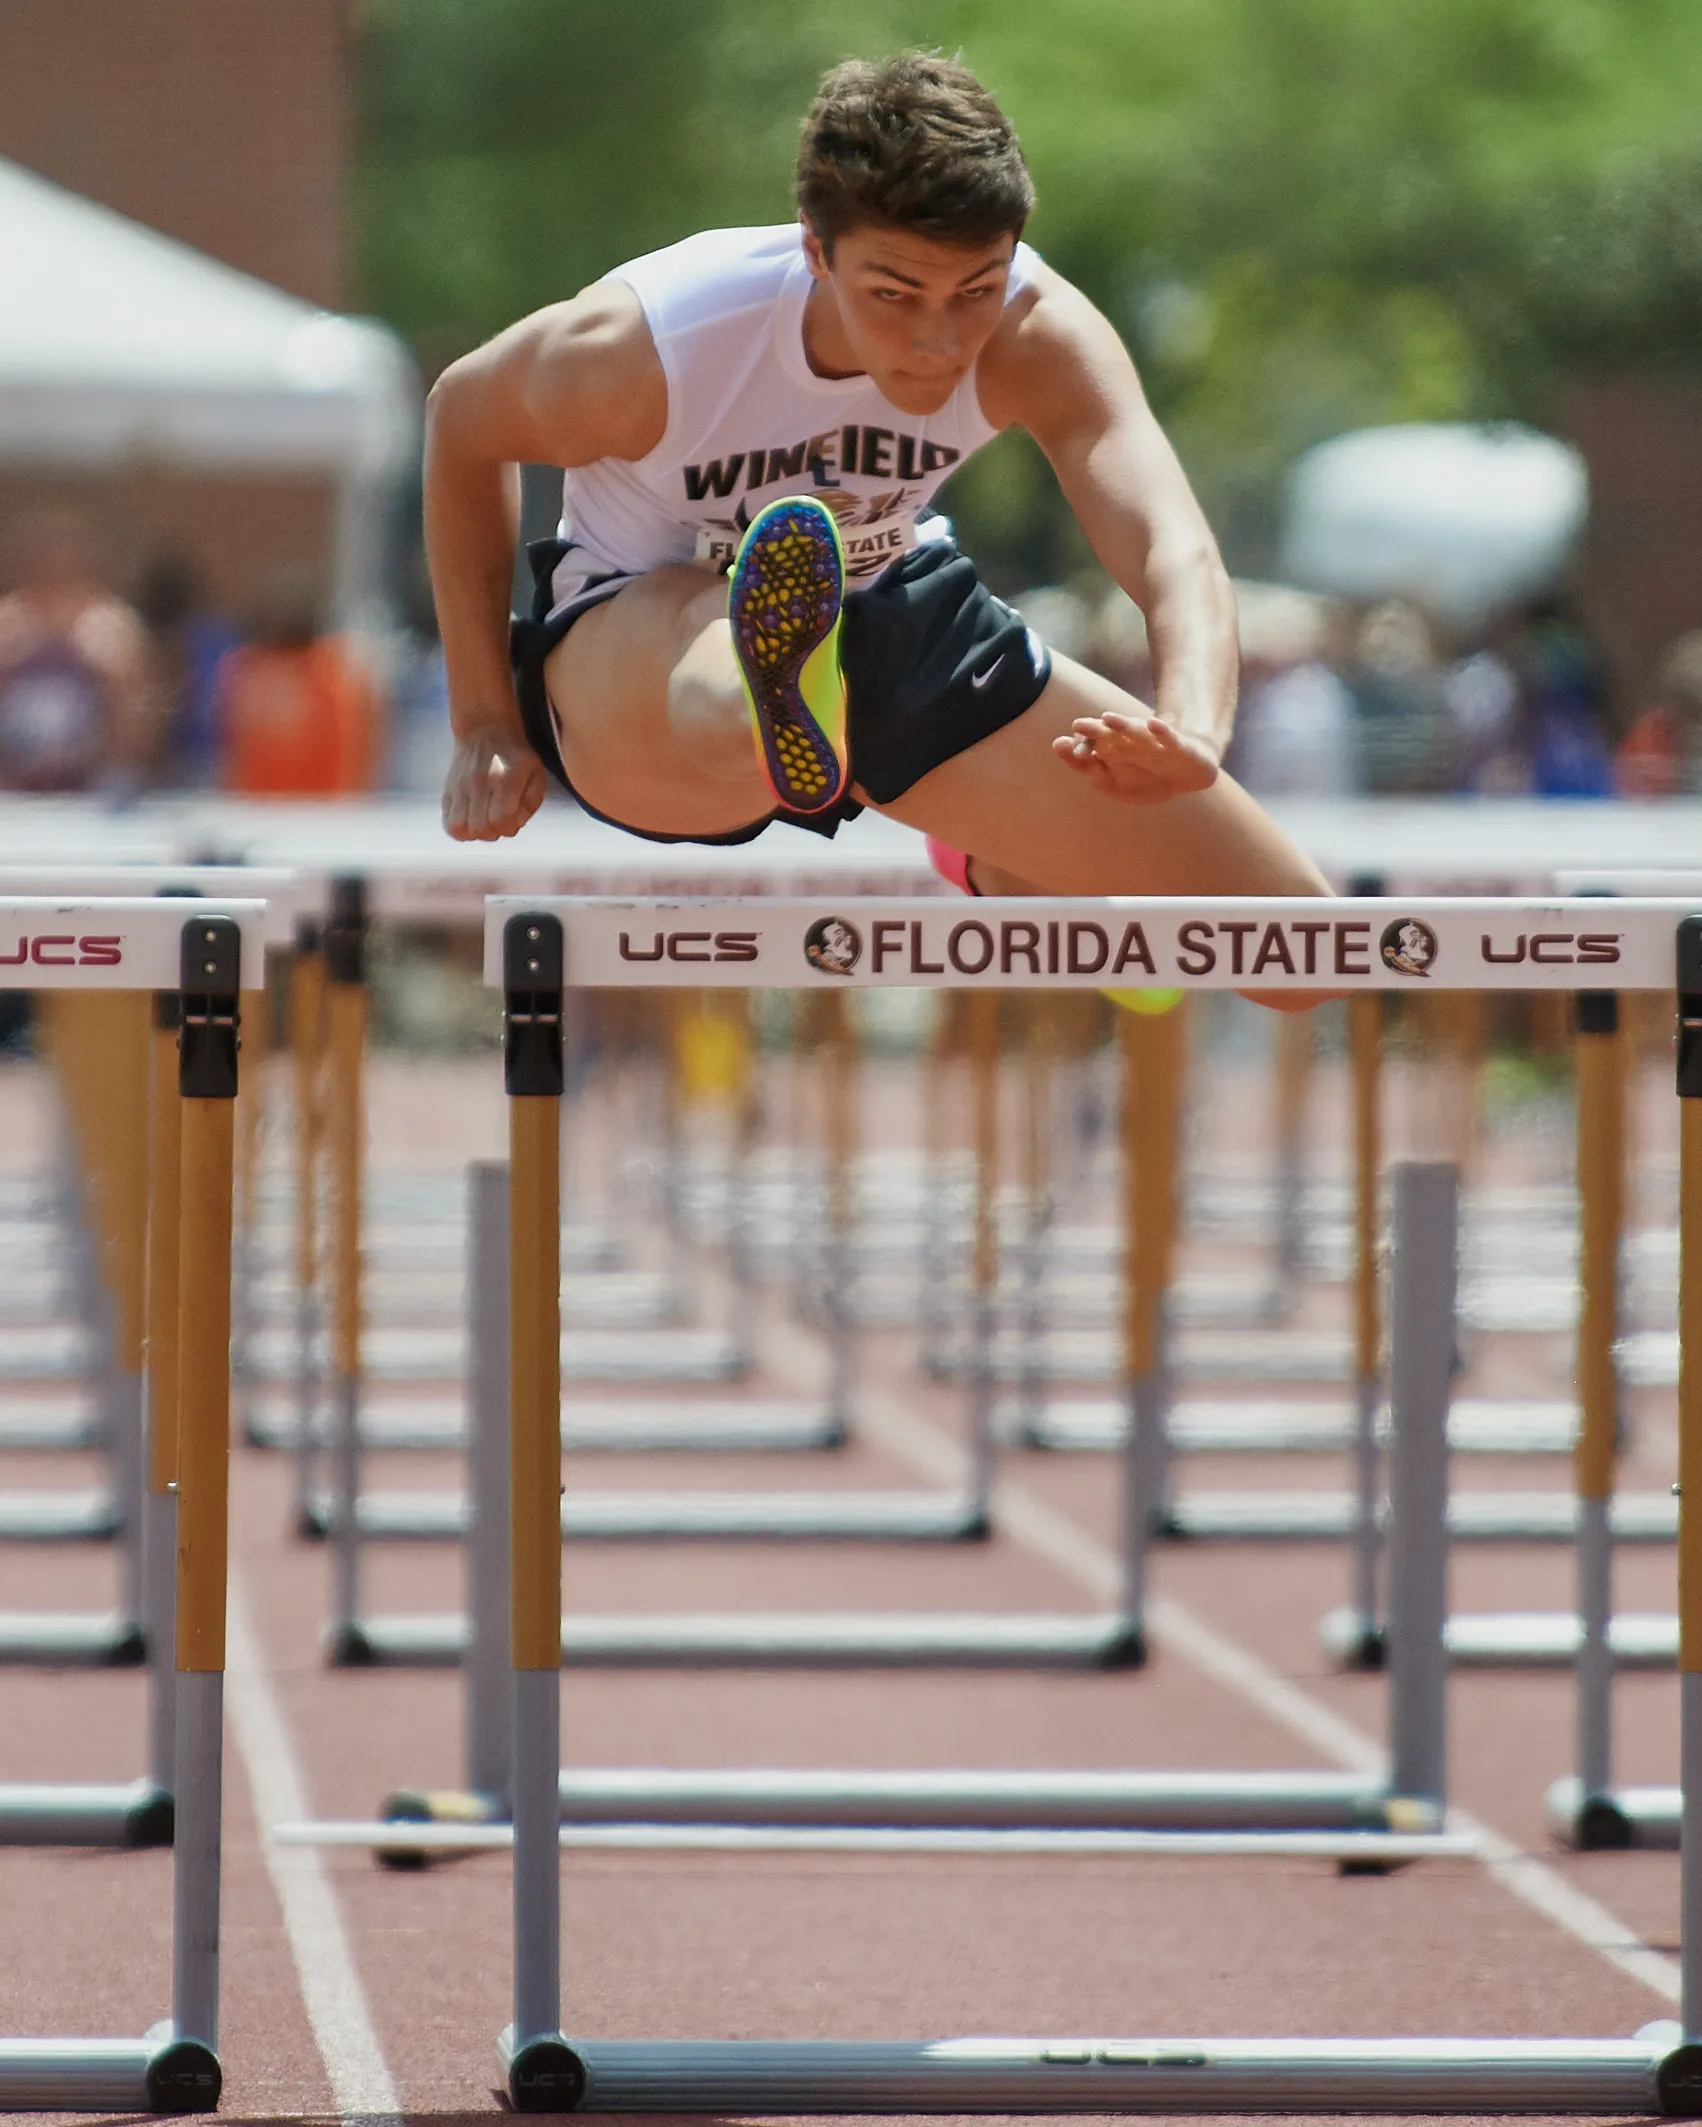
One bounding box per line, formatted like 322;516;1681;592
803;916;861;977
1380;917;1438;979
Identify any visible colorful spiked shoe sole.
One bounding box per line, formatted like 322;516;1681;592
728;497;849;813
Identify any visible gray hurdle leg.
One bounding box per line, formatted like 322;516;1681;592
1386;1161;1455;1818
323;880;369;1663
289;921;326;1533
1340;989;1387;1667
145;991;184;1824
378;1160;514;1848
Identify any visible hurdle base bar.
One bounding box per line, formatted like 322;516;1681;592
0;2025;218;2113
0;1404;103;1451
930;1330;1355;1387
1161;1491;1676;1544
500;2026;587;2112
1546;1776;1682;1851
1009;1398;1579;1458
1322;1608;1680;1671
0;1777;171;1847
363;1770;1420;1866
0;1610;144;1665
246;1396;847;1456
547;1767;1419;1831
251;1329;755;1389
0;1490;119;1541
300;1488;989;1544
497;2028;1694;2116
325;1611;1146;1670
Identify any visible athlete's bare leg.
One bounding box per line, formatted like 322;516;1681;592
543;565;1329;913
543;565;775;838
875;655;1330;900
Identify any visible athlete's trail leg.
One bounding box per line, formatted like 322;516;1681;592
871;653;1330;902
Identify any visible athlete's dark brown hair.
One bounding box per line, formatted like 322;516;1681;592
796;53;1034;254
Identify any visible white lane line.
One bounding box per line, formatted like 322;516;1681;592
813;1336;1683;2007
225;1567;403;2120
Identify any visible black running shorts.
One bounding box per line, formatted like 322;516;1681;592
509;533;1054;848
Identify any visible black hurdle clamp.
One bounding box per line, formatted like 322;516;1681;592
154;883;201;1036
1679;915;1702;1102
179;915;242;1101
504;912;565;1098
324;874;367;987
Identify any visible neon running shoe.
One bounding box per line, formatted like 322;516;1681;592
728;496;849;813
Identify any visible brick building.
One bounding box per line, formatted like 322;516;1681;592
1558;381;1702;724
0;0;363;622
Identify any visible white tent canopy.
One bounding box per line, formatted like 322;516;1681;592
1279;422;1588;629
0;157;417;478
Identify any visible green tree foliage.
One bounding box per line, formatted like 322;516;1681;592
355;0;1702;571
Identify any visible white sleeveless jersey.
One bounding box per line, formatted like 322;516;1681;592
550;223;1037;611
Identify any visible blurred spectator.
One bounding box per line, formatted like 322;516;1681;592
0;507;155;794
215;568;382;796
1441;641;1524;793
1615;631;1702;798
1507;596;1614;799
1341;600;1458;794
1230;584;1355;797
132;553;242;789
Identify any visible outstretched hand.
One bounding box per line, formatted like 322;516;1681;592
442;726;549;841
1052;710;1219;804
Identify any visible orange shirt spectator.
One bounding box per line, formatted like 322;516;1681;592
1615;632;1702;799
216;570;381;796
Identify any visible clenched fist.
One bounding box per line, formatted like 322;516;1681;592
1052;710;1219;803
442;726;549;841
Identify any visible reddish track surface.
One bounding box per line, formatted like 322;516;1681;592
0;1037;1688;2126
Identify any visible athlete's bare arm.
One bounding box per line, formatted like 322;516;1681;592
424;284;665;840
978;263;1235;803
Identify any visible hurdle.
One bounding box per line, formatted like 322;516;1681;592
317;979;1098;1674
488;891;1702;2116
1531;866;1702;1848
1004;922;1672;1584
297;883;876;1640
0;898;251;2109
306;979;969;1572
298;900;1482;1854
0;866;293;1672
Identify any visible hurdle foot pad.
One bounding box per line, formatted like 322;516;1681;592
145;2038;221;2112
1094;1623;1147;1670
125;1785;174;1848
1658;2042;1702;2115
378;1786;503;1872
1574;1794;1638;1851
324;1623;382;1667
508;2036;587;2113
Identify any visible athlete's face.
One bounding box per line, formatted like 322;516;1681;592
801;222;1017;416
